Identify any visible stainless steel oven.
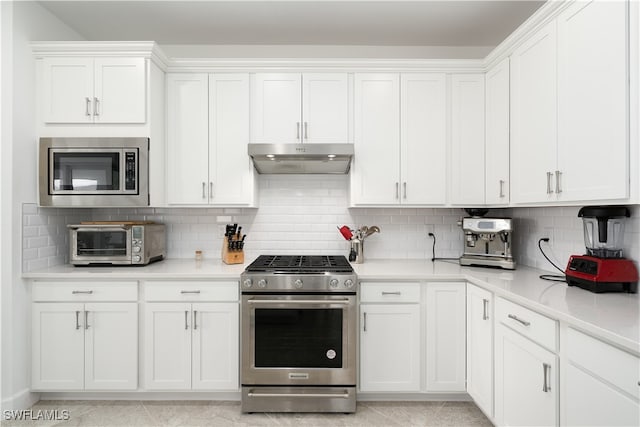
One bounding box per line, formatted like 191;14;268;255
240;255;357;413
39;137;149;207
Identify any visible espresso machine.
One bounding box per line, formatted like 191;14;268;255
459;210;516;270
565;206;638;293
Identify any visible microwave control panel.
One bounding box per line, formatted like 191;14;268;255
125;151;137;191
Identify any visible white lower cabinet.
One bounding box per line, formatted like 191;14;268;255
31;281;138;391
494;298;558;427
359;281;465;394
425;282;466;392
563;328;640;426
143;281;239;391
466;283;493;418
360;303;421;392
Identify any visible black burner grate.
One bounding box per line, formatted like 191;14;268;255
245;255;353;273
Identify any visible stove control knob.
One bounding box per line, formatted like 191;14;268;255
344;279;354;288
294;279;303;289
258;279;267;288
329;279;339;288
243;279;253;288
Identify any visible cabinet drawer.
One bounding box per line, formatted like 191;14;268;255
360;282;420;303
32;281;138;302
495;297;557;352
567;328;640;400
143;281;238;302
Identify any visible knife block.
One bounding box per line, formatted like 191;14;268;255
221;237;244;265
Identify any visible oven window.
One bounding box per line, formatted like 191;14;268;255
53;152;119;191
255;308;343;368
76;231;127;256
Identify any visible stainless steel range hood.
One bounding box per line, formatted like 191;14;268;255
248;143;353;174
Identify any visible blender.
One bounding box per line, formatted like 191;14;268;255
565;206;638;293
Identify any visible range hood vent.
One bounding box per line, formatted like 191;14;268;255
248;143;353;174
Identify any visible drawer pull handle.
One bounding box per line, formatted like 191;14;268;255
72;290;93;294
542;363;551;392
508;314;530;327
75;310;81;330
180;290;201;294
381;291;402;296
482;298;489;320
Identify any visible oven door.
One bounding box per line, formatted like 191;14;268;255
69;226;132;265
241;293;357;386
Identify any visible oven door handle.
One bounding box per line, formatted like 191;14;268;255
246;299;351;305
247;391;350;399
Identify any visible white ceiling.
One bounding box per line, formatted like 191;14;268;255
37;0;545;47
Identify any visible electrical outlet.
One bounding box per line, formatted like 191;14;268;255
544;227;554;244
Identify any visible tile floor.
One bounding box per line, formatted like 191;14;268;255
2;400;493;426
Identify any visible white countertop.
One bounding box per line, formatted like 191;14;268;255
24;258;640;355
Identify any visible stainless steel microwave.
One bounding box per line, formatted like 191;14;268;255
38;137;149;207
68;222;165;266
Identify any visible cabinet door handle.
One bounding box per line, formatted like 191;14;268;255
202;182;206;199
296;122;300;140
403;182;407;199
363;312;367;332
395;182;399;199
546;172;553;194
75;310;81;330
93;97;100;116
482;298;489;320
85;97;92;116
180;290;201;294
381;291;401;296
304;122;308;140
508;313;530;327
72;290;93;295
555;170;562;194
542;363;551;392
209;182;214;199
193;310;198;330
499;180;505;198
84;310;90;330
184;310;189;330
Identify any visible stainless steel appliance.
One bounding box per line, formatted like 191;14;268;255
248;143;353;174
240;255;357;413
68;222;165;266
459;217;516;270
565;206;638;293
39;137;149;207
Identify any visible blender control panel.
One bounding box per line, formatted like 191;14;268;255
568;257;598;275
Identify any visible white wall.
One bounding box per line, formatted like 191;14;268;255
1;0;82;412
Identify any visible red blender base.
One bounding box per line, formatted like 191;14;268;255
565;255;639;293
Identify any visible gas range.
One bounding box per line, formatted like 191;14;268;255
241;255;356;293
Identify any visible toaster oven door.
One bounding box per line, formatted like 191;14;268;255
70;226;132;265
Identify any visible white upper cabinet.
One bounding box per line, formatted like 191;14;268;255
510;21;558;204
556;0;628;201
352;73;401;205
251;73;350;144
450;73;486;205
485;58;511;205
42;57;146;124
511;0;629;204
352;73;447;206
401;73;447;205
167;73;255;206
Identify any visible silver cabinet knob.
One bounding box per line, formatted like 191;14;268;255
243;279;253;288
294;279;303;289
329;279;339;288
344;279;354;288
258;279;267;288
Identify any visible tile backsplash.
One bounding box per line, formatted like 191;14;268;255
21;176;640;274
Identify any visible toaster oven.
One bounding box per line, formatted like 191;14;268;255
68;222;165;266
